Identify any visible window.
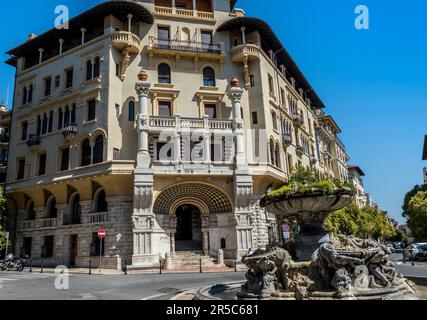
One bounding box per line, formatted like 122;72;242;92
269;140;275;166
252;112;258;125
42;114;48;135
64;106;70;126
93;135;104;164
91;232;105;256
275;142;281;168
22;238;32;257
201;31;213;51
158;26;170;41
203;67;216;87
28;84;33;103
95;190;108;213
116;64;120;78
65;68;73;88
87;100;96;121
81;139;92;167
60;147;70;171
158;63;171;84
128;101;135;121
22;87;28;105
268;74;274;96
175;2;187;9
287;155;293;173
158;101;172;116
48;111;53;133
54;75;60;88
93;57;100;78
250;74;255;87
38;153;47;176
271;111;278;131
280;88;286;105
42;236;54;258
21;121;28;141
44;77;52;96
47;197;57;218
204;104;217;118
27;201;36;220
86;60;92;80
70;194;81;225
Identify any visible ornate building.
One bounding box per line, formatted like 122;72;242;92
4;0;349;269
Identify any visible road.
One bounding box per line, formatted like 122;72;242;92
0;259;426;300
0;270;245;300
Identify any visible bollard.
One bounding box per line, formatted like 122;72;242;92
124;262;128;275
40;260;44;273
234;259;237;272
89;259;92;275
199;258;202;273
159;260;163;275
29;260;32;273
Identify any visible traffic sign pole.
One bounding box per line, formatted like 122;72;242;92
97;230;106;274
4;232;9;259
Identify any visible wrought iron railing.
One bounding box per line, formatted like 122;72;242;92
150;38;223;55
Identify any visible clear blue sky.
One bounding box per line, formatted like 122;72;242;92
0;0;426;223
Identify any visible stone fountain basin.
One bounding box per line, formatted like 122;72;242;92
264;190;353;217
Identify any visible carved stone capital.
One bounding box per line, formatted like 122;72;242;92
228;87;244;102
135;82;151;98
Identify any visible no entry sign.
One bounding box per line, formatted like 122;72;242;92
282;225;291;233
98;229;106;239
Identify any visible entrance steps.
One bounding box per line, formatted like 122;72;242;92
170;251;217;268
175;241;203;252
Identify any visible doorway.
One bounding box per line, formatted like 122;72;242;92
69;234;78;266
175;205;202;251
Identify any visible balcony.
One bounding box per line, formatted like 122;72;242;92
148;37;225;61
40;218;57;229
26;134;41;150
18;220;35;232
231;44;262;63
62;123;78;142
292;113;304;127
148;116;233;132
87;212;109;224
111;31;141;54
283;134;292;147
154;6;215;20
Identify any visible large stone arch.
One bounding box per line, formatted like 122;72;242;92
153;183;233;215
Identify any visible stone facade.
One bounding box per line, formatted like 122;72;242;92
4;0;350;269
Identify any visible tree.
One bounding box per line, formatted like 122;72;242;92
406;191;427;241
324;202;397;241
402;185;427;219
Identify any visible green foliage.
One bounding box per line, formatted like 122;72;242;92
259;166;353;208
406;191;427;241
402;185;427;219
324;202;397;240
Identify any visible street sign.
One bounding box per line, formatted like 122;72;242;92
98;229;106;239
282;225;291;233
283;232;291;239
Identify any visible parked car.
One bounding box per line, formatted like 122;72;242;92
407;243;427;260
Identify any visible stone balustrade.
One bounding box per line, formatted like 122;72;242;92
148;116;233;131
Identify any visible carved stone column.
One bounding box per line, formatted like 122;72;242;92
228;83;246;168
135;81;151;169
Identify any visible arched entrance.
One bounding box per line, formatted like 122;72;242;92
175;205;202;252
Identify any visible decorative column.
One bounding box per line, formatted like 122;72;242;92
59;38;64;55
228;78;246;168
203;116;211;164
241;27;246;45
127;14;133;33
135;71;151;169
192;0;197;13
38;48;44;64
81;28;86;45
173;132;181;164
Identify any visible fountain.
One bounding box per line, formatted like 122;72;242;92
195;170;419;300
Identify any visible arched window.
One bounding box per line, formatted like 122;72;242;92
93;135;104;164
128;101;135;122
47;197;57;218
158;63;171;84
269;139;275;166
203;67;216;87
27;201;36;220
71;194;81;225
95;190;108;213
81;138;92;166
58;108;63;130
86;60;93;80
93;57;100;78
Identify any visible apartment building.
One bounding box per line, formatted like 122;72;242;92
4;0;349;269
0;105;10;183
423;135;427;185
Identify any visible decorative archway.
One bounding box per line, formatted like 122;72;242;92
153;183;233;215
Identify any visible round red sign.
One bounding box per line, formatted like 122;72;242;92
98;229;106;239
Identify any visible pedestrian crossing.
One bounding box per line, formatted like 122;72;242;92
0;271;63;284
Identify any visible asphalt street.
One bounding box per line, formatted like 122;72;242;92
0;258;426;300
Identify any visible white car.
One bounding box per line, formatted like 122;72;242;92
408;243;427;259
